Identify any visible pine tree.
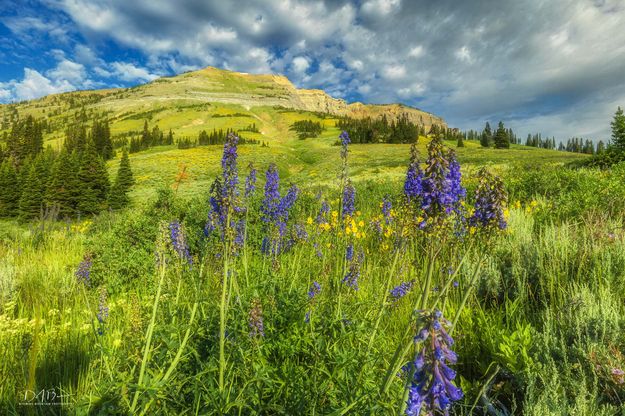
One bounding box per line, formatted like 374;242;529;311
480;122;492;147
597;140;606;154
18;160;44;220
76;140;110;215
0;160;20;217
109;149;134;210
46;149;80;217
611;107;625;152
457;135;464;147
493;121;510;149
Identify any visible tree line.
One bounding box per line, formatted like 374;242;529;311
0;116;133;221
335;114;426;144
290;120;324;139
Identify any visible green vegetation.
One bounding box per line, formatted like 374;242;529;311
3;69;625;415
290;119;324;139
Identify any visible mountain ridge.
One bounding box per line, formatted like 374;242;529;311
1;66;447;130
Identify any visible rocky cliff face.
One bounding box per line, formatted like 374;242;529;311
102;66;447;129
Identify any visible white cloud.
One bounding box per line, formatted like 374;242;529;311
382;64;406;80
361;0;402;16
109;62;159;82
8;69;74;102
291;56;310;74
47;59;87;85
408;45;424;58
3;0;624;140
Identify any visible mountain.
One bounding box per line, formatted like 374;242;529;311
0;66;446;135
133;66;447;128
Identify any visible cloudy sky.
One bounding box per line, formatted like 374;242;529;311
1;0;624;141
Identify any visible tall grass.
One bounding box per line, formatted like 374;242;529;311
1;159;624;415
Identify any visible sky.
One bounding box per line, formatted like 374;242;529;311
1;0;625;141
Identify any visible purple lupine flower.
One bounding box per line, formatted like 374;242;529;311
469;167;508;231
205;133;244;243
342;180;356;219
340;130;350;160
316;200;330;224
343;250;363;290
233;219;246;248
405;310;462;416
248;298;264;338
279;184;299;220
294;223;308;241
446;154;466;208
261;164;281;224
97;288;109;336
314;243;323;258
245;163;257;198
404;143;423;202
260;165;299;255
420;138;452;216
345;243;354;262
305;281;322;323
75;254;92;287
390;280;415;303
382;195;393;224
221;132;240;206
308;281;321;299
169;220;192;264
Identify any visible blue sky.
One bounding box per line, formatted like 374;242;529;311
1;0;625;141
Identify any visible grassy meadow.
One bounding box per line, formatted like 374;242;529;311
2;88;625;415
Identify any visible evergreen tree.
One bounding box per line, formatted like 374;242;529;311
611;106;625;152
493;121;510;149
18;160;44;220
141;120;151;148
76;140;110;215
480;122;492;147
109;149;134;210
457;135;464;148
46;149;80;217
92;118;113;159
597;140;606;154
0;160;19;217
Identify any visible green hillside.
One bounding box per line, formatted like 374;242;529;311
0;66;588;204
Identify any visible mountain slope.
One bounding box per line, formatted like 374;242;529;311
92;66;446;128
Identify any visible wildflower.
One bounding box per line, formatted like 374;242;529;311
261;165;299;255
248;298;264;338
340;130;350;161
342;180;356;219
75;254;92;287
97;288;109;336
611;368;625;384
404;143;423;202
169;220;192;264
343;250;364;290
405;310;462;415
390;280;415;303
469;167;508;231
245;163;257;197
204;133;246;243
261;164;281;224
316;200;330;224
308;281;322;299
346;243;354;262
382;195;393;224
221;132;240;205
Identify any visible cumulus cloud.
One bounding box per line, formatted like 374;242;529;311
3;0;625;140
4;68;75;102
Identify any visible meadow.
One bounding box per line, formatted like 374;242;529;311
0;82;625;415
1;113;625;415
